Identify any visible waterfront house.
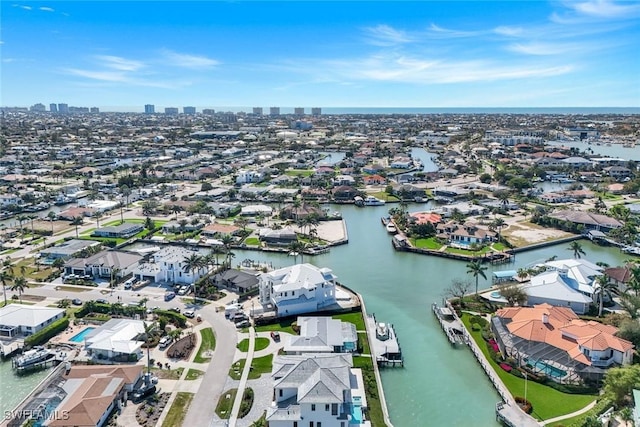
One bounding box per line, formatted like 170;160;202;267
92;223;143;239
284;316;358;355
259;263;338;317
259;227;298;246
266;353;370;427
84;319;145;361
211;269;259;294
64;250;143;279
548;210;623;232
492;304;633;382
39;239;101;263
332;185;360;202
48;365;144;427
201;222;241;238
436;221;496;248
604;264;635;293
133;246;206;285
0;305;65;338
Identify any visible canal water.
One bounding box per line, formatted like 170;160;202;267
0;359;52;416
223;204;629;426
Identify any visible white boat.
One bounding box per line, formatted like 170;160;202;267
386;223;397;234
13;346;54;369
363;196;386;206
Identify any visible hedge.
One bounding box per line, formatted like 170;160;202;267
154;310;187;328
25;317;69;348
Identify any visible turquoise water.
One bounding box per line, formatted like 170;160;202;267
530;360;567;379
0;360;51;416
224;205;629;426
69;327;95;343
350;396;363;424
490;291;502;298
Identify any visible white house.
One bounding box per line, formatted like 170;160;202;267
266;353;371;427
132;246;206;285
84;319;146;361
284;316;358;354
523;271;593;314
0;305;65;338
259;263;338;317
236;169;264;185
543;258;603;296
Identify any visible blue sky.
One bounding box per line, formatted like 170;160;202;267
2;1;639;110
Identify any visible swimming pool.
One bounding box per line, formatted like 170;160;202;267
527;359;567;378
350;396;363;425
490;291;502;299
69;327;95;343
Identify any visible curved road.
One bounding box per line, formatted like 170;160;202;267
182;303;238;427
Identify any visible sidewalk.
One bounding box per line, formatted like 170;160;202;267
228;326;256;427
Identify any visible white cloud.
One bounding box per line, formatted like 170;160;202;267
507;42;582;56
566;0;640;19
161;50;219;69
39;6;54;12
362;24;414;46
63;67;191;89
94;55;145;71
19;5;32;10
493;26;523;37
427;23;484;38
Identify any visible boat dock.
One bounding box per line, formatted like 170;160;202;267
433;301;540;427
432;302;466;346
366;314;404;367
12;347;67;373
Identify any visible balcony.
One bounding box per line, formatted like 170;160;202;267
590;356;615;367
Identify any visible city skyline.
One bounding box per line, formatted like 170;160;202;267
2;1;640;109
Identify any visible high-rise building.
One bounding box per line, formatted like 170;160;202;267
58;103;69;114
164;107;179;115
90;107;99;113
269;107;280;116
311;107;322;116
294;107;305;115
202;109;215;115
252;107;263;115
183;106;196;115
30;103;46;112
144;104;155;114
49;103;58;113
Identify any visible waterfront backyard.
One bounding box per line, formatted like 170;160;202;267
460;313;597;422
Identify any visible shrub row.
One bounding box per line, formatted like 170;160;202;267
25;316;69;348
155;310;187;328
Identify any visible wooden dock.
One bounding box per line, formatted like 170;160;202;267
366;313;404;367
432;302;466;346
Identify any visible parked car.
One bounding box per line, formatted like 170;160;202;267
169;307;181;314
132;385;156;402
270;331;280;342
183;309;196;318
96;299;108;304
158;336;173;349
164;292;176;301
235;320;250;328
72;298;83;306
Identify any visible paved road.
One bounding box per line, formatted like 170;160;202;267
181;303;238;427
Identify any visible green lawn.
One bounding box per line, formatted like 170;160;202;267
412;237;443;250
368;191;400;202
353;356;386;427
185;368;204;380
248;354;273;379
255;319;297;335
284;170;314;177
243;237;260;246
237;337;270;352
492;242;506;251
215;388;238;419
333;311;366;331
229;359;245;380
460;313;597;421
445;246;491;256
194;327;216;363
103;218;168;227
162;392;194;427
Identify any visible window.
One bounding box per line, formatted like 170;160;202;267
332;403;338;415
293;423;297;427
279;389;283;397
317;423;321;427
311;404;316;411
325;404;330;411
309;422;313;427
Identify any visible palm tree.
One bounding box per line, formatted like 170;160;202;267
47;211;56;235
466;260;488;296
144;216;155;231
71;216;84;238
171;204;183;220
120;184;131;207
594;274;618;317
10;276;28;304
142;321;155;382
182;253;205;303
568;241;586;259
94;211;104;229
178;219;188;240
28;214;37;236
0;268;13;306
288;241;307;264
16;214;28;239
492;217;506;242
117;201;125;224
234;217;249;234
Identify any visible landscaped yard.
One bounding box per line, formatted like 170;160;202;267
161;392;194;427
284;170;314;177
445;246;491;256
229;359;246;380
249;354;273;379
185;368;204;380
412;237;443;250
460;313;597;421
353;356;385;427
215;388;238;419
255;318;297;335
333;311;366;330
237;337;270;352
243;237;260;246
194;327;216;363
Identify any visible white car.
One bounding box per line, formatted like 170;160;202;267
184;309;196;318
